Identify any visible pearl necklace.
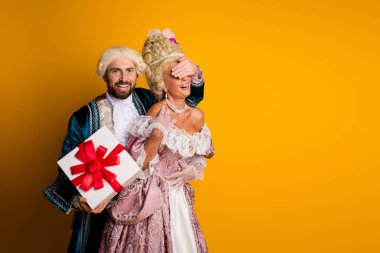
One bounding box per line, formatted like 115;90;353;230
165;98;187;114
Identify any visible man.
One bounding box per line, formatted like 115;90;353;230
43;46;205;253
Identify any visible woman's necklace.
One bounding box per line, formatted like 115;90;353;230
165;98;187;114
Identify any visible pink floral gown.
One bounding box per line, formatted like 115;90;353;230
99;116;214;253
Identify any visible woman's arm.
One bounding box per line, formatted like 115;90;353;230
141;128;163;170
140;103;173;170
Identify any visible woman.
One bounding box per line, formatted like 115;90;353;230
100;29;214;253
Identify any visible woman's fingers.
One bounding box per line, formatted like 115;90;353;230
93;199;109;214
158;105;166;117
126;215;142;225
176;181;185;189
166;171;182;180
169;119;176;127
163;107;170;119
171;57;188;72
170;177;184;187
126;218;139;225
178;160;187;168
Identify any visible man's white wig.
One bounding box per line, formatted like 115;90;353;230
96;46;147;77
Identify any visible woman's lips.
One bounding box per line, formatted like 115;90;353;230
180;84;189;90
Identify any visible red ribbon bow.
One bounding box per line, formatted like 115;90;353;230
70;140;125;193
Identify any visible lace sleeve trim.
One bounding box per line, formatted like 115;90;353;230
189;156;207;180
129;116;153;138
129;115;169;143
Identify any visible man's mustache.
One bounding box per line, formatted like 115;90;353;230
115;81;132;86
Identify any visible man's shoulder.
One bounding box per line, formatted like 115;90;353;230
134;87;154;99
72;104;90;118
133;88;156;113
71;95;104;124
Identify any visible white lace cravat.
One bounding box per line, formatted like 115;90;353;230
105;92;139;146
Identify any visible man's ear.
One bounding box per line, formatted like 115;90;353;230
103;73;108;83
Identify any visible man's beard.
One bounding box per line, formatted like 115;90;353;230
107;80;135;99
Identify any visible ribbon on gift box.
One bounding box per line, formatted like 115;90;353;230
70;140;125;192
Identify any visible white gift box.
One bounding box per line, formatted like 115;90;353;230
58;126;142;209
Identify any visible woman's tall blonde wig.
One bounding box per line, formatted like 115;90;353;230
142;29;184;100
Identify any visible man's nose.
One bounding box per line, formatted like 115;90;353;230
120;71;129;82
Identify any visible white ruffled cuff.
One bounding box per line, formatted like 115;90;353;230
129;116;153;138
135;142;160;180
148;122;168;144
191;68;204;87
189;156;206;180
130;116;169;144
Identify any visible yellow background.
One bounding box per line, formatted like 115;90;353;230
0;0;379;252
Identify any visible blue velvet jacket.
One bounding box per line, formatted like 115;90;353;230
43;83;204;253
